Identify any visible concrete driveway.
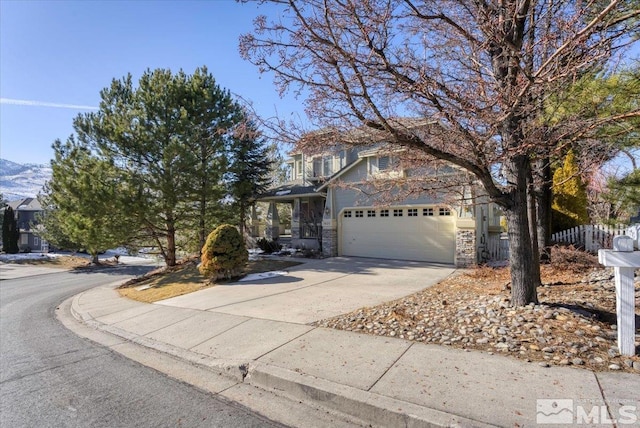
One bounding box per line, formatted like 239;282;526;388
157;257;456;324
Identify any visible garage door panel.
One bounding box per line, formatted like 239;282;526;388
341;206;455;263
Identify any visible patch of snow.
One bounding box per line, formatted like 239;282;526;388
238;270;289;282
0;253;57;262
275;190;291;196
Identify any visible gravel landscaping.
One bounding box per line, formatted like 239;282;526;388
313;247;640;373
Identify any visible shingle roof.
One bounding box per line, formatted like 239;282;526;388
8;197;42;211
257;182;322;199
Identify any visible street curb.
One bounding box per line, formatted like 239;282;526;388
69;292;248;383
246;363;497;428
69;288;497;428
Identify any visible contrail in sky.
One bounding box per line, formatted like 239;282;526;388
0;98;99;110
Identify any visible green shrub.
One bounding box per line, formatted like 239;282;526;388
199;224;248;280
256;237;282;254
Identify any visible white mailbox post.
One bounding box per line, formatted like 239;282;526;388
598;235;640;356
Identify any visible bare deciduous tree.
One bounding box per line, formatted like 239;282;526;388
240;0;640;306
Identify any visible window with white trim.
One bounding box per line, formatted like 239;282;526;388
21;234;28;245
367;210;376;217
423;208;434;216
380;209;389;217
439;207;451;216
393;209;403;217
34;237;39;247
369;155;392;174
344;210;352;218
323;157;333;176
355;210;364;218
377;155;390;170
407;208;418;216
296;159;303;179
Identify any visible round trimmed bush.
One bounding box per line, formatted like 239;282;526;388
199;224;248;280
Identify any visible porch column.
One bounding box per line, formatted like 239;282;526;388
321;188;337;257
249;205;260;237
455;216;477;267
291;199;301;240
266;201;280;240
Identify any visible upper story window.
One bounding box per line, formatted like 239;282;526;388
377;156;390;170
312;158;322;177
323;157;333;176
369;155;392;175
295;159;303;179
312;156;334;177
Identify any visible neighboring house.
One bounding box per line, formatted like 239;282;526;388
252;137;503;267
6;197;47;252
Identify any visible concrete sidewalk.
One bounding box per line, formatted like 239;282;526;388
67;258;639;427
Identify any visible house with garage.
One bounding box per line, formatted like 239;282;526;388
6;197;47;252
252;133;504;267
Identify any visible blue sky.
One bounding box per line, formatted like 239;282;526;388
1;1;637;168
0;0;305;165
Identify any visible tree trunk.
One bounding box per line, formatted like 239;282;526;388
527;167;542;289
505;156;539;306
533;156;552;262
239;202;246;238
166;223;177;266
199;195;206;252
91;252;100;265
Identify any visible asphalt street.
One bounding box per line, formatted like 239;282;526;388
0;266;284;428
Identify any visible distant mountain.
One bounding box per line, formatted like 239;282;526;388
0;159;52;201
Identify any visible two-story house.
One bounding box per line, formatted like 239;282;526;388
252;139;503;267
7;197;47;252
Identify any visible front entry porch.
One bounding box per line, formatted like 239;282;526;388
252;185;325;252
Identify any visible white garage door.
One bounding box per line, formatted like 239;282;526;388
340;206;456;263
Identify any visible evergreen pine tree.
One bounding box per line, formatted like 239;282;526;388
2;206;20;254
41;136;134;264
227;120;274;237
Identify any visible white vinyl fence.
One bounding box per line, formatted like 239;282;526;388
551;224;639;252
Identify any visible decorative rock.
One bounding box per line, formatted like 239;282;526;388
608;364;621;370
538;362;550;367
572;358;585;366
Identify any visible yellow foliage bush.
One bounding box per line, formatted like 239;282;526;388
552;150;589;232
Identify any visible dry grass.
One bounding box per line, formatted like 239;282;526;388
119;258;302;303
4;255;91;269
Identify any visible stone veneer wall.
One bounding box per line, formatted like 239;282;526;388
322;227;337;257
291;227;300;240
455;229;477;267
